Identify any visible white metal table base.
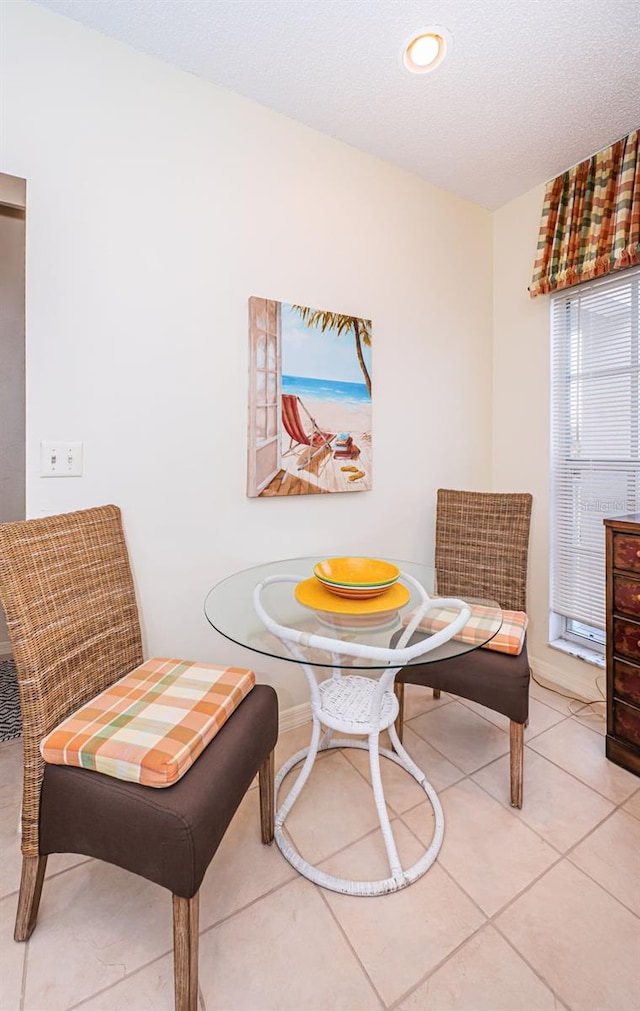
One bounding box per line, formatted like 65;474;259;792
254;572;470;897
273;679;444;896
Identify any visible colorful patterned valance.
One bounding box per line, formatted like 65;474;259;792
529;129;639;298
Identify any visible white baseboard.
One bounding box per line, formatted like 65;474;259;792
529;653;605;704
279;701;311;733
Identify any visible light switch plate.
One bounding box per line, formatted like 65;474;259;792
40;441;83;477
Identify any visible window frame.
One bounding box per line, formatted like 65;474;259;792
549;266;639;663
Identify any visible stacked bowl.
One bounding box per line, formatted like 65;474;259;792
313;557;400;600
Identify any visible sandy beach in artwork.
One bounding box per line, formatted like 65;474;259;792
296;397;371;440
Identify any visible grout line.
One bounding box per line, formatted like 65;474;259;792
562;807;640;919
19;932;28;1011
525;739;638;806
490;919;572;1010
385;923;505;1011
0;856;95;903
197;871;297;940
624;786;640;821
398;814;577;1008
65;946;174;1010
198;979;207;1011
316;886;386;1010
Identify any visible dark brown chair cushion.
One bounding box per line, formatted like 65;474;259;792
39;684;278;898
396;636;530;725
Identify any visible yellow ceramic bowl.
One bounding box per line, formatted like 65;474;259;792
313;557;400;589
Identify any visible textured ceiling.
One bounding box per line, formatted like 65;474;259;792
32;0;640;209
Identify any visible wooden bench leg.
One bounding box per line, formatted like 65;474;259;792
259;749;275;844
432;688;441;699
393;682;404;743
14;855;47;941
173;893;199;1011
509;721;524;808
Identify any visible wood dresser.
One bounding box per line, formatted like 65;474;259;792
604;513;640;777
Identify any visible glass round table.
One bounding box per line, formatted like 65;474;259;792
204;556;502;896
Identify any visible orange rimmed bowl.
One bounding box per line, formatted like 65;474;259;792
313;557;400;598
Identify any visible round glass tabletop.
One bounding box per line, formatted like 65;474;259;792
204;556;502;670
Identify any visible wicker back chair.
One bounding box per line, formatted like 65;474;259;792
0;506;144;859
0;505;278;1011
434;489;531;610
395;489;533;808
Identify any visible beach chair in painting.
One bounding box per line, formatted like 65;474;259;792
281;394;335;470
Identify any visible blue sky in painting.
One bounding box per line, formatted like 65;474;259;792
281;303;372;385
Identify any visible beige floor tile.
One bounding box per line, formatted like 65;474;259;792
496;860;640;1011
279;750;382;864
246;721;320;790
198;787;295;929
401;684;453;721
22;861;172;1011
404;779;557;916
457;696;566;741
396;924;560;1010
342;727;464;815
472;749;615;852
72;953;175;1010
336;741;425;816
1;893;25;1011
274;720;314;768
402;725;467;791
407;701;510;773
572;699;607;736
528;718;639;804
198;876;381;1010
321;821;484;1007
0;803;22;900
569;809;640;915
623;788;640;820
318;814;435;885
0;739;22;809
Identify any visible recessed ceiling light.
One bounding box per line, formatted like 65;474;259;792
403;27;452;74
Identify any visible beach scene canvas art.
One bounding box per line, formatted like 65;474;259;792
247;298;372;497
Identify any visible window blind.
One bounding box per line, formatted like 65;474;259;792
550;266;640;630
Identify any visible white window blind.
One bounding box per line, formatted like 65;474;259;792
550;266;640;631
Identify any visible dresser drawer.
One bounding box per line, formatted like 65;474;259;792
612;534;640;574
613;658;640;707
613;617;640;663
612;698;640;749
613;574;640;619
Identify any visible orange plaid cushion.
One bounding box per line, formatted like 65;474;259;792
482;610;528;655
40;657;255;787
406;605;528;656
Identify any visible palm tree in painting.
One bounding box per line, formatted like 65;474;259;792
292;306;372;396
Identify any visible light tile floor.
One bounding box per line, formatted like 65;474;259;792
1;682;639;1011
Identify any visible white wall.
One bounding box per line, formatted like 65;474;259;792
1;1;494;710
493;186;603;702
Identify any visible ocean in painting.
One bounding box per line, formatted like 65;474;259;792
282;375;370;409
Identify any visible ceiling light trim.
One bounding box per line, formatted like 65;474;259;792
403;27;453;75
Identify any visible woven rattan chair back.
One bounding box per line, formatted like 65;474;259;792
0;505;143;857
434;489;533;611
